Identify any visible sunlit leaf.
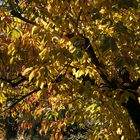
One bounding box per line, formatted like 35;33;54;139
32;26;40;34
75;70;85;78
12;29;22;39
0;0;139;139
23;67;33;75
29;68;38;82
40;81;45;89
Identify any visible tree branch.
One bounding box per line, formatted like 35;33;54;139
9;87;41;109
4;64;71;110
8;1;38;26
0;74;27;88
10;10;38;26
81;36;117;88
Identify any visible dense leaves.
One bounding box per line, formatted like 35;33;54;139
0;0;140;139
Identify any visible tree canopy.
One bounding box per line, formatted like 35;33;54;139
0;0;140;139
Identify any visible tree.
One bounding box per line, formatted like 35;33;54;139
0;0;140;139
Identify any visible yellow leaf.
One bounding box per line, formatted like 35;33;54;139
75;70;84;78
1;83;4;88
116;127;122;135
72;68;76;75
36;90;42;98
39;48;48;60
32;26;40;34
8;43;14;55
44;126;48;135
12;29;22;39
40;19;47;26
23;67;33;76
36;108;43;117
36;80;40;87
29;68;38;82
10;57;14;64
68;104;73;109
86;104;97;113
40;81;45;89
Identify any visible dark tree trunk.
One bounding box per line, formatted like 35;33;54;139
75;36;140;138
121;78;140;136
123;96;140;135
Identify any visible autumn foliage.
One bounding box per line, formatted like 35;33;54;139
0;0;140;139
